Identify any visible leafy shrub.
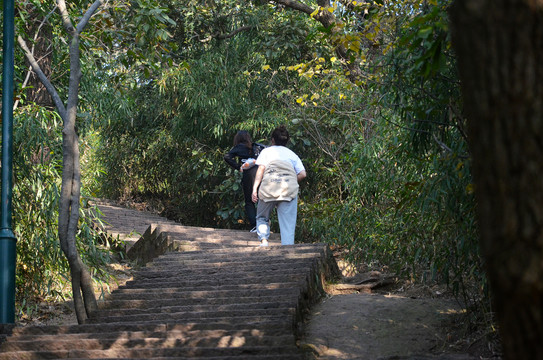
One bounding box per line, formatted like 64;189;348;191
12;105;121;318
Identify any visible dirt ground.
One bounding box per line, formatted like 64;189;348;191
299;267;502;360
301;294;481;359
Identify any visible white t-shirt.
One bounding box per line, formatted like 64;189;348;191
255;145;305;174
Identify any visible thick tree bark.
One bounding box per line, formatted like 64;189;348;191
449;1;543;358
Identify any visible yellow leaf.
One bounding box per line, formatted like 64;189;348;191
349;42;360;52
262;65;270;70
296;98;303;103
318;57;325;63
331;57;337;62
327;7;334;12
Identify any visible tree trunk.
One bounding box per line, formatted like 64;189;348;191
57;27;98;323
449;1;543;358
58;116;97;323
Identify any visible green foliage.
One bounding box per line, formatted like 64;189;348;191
11;104;122;318
296;0;487;321
87;3;303;226
89;0;177;76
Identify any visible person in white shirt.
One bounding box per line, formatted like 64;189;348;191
251;125;307;246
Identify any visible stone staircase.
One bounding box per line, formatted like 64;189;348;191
0;201;340;359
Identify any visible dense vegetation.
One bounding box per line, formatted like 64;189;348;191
3;0;488;332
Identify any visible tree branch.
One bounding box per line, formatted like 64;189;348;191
272;0;334;26
215;25;254;40
56;0;75;34
317;0;330;7
76;0;105;34
15;8;56;110
271;0;362;81
273;0;314;16
17;35;66;118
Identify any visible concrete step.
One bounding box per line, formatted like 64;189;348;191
1;333;296;352
98;294;300;312
103;286;299;301
171;241;275;252
149;251;325;267
7;320;292;337
135;260;316;278
3;328;288;342
87;308;296;324
0;344;304;359
95;300;297;317
120;273;308;289
111;282;302;294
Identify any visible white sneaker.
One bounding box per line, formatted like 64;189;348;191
259;239;269;247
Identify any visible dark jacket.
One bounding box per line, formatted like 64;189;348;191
224;143;265;171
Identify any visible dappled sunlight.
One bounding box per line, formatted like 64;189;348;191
217;335;246;347
438;308;466;315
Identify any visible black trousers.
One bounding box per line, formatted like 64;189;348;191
241;166;257;227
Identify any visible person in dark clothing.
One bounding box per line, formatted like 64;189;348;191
224;131;265;232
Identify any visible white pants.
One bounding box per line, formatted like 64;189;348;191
256;196;298;245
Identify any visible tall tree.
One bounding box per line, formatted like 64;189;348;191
18;0;104;323
449;0;543;358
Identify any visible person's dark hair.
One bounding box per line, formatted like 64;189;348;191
233;130;252;148
271;125;290;146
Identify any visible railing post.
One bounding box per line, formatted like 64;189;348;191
0;0;17;324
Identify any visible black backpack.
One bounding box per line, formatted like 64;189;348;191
252;143;266;158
